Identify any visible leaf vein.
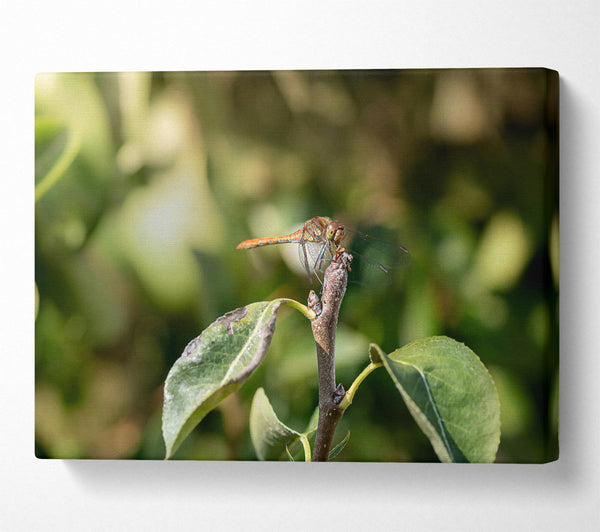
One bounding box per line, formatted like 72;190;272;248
221;303;272;383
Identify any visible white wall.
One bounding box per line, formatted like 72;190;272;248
3;1;599;530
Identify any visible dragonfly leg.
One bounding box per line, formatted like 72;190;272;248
313;242;332;277
333;247;353;272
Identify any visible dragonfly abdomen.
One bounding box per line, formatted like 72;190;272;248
236;229;304;249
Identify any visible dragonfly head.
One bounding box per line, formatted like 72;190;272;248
326;221;345;247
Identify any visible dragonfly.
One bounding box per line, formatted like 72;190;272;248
236;216;410;285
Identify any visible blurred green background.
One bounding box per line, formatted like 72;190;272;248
35;69;558;462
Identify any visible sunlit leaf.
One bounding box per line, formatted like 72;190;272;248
162;301;284;459
250;387;306;461
379;337;500;463
250;388;349;461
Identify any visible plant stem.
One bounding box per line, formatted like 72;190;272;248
279;298;317;320
339;361;383;410
309;251;351;461
300;435;312;462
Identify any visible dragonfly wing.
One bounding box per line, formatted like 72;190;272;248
298;240;334;283
340;228;410;285
342;229;411;268
344;250;394;286
298;240;313;281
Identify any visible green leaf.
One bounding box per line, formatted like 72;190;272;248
369;343;384;364
381;336;500;463
250;388;349;462
328;431;350;460
162;301;284;459
250;387;309;461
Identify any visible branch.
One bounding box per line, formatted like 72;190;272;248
308;250;351;461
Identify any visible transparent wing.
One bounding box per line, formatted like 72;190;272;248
340;228;411;286
297;239;335;283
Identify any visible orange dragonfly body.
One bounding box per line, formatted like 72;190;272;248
237;216;409;285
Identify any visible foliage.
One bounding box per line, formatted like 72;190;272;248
162;299;311;458
162;300;500;461
378;339;500;462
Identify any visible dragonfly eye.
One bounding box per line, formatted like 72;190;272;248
326;222;345;246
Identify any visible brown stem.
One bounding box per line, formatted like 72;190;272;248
309;251;351;461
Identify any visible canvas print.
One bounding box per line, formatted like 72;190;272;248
35;68;558;462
